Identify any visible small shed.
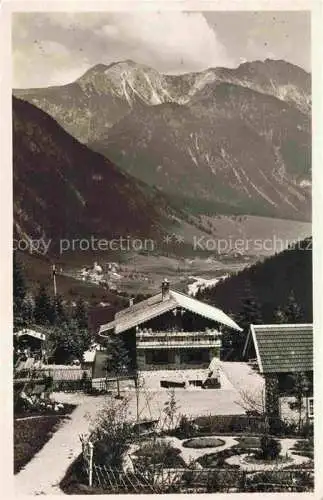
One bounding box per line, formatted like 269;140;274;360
14;328;46;355
243;323;313;422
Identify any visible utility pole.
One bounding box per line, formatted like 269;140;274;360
52;264;57;296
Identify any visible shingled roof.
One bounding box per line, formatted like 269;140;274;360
247;324;313;374
99;289;242;335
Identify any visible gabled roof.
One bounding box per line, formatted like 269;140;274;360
14;328;46;341
247;323;313;374
99;289;242;335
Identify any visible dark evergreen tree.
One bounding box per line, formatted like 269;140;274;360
225;279;263;360
34;285;55;325
13;253;27;331
20;293;35;326
282;290;304;322
105;333;130;398
273;306;289;323
235;279;263;332
48;319;91;364
74;297;88;330
52;294;68;325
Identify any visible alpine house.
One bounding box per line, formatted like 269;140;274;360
99;280;242;371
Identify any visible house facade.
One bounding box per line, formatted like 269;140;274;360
99;280;242;371
243;323;313;424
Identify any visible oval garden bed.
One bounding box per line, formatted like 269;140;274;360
182;437;225;449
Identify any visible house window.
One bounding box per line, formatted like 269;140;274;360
307;397;314;418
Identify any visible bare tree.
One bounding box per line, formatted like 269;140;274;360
236;387;269;432
163;389;180;431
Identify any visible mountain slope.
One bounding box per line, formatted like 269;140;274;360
90;82;311;220
13;96;175;248
13;59;311;144
197;237;312;323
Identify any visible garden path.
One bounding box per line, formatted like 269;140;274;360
226;438;311;470
124;435;239;471
14;393;109;495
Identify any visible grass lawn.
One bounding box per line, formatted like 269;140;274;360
14;404;76;474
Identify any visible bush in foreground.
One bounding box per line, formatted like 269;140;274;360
259;436;281;460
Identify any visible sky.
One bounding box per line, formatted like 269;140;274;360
12;11;311;88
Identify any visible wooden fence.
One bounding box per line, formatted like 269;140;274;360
88;465;314;493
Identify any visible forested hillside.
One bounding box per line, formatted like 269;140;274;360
197;237;312;359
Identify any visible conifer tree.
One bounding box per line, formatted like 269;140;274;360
236;279;263;331
74;297;88;330
231;279;263;360
273;306;288;323
34;285;55;325
283;290;303;322
52;294;68;325
106;333;130;398
20;293;35;326
13;253;27;331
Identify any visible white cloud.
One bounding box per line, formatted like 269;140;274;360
13;39;89;87
12;11;309;88
96;12;233;73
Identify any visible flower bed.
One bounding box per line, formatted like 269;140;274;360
197;448;241;469
133;440;186;468
182;437;225;449
15;402;76;419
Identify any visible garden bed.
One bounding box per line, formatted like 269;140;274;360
14;414;71;474
14;403;76;419
290;439;314;459
182;437;225;449
132;440;186;468
197;447;241;469
242;454;292;466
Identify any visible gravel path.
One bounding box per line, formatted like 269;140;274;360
226;438;311;471
164;435;239;465
14;394;109;496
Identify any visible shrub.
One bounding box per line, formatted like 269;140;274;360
192;414;265;434
134;440;185;468
197;448;240;469
236;436;261;450
206;472;219;492
183;437;225;449
300;421;314;438
91;398;134;468
176;415;196;438
270;418;296;436
291;438;314;459
244;469;314;492
259;436;281;460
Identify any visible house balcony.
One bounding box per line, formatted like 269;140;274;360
136;330;222;349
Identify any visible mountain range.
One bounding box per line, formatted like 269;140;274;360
13;96;182;251
14;59;311;222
